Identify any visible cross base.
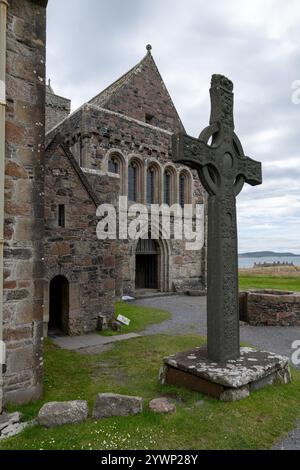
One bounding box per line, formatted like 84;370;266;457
159;346;291;401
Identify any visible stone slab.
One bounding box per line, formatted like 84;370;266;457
163;346;289;388
160;346;291;401
92;393;143;419
52;332;140;351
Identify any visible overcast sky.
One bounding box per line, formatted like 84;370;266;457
47;0;300;254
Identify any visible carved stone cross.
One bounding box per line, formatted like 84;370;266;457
173;75;262;362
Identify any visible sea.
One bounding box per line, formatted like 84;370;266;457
238;256;300;269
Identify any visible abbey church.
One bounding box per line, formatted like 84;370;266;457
0;0;206;409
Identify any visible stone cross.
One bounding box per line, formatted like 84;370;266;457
173;75;262;362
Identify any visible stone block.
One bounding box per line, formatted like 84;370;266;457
92;393;143;419
38;401;89;428
149;397;176;413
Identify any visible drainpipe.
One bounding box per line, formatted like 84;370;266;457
0;0;8;414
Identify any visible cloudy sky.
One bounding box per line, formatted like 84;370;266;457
47;0;300;254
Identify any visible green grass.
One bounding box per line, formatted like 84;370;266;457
100;301;171;336
239;275;300;292
2;334;300;450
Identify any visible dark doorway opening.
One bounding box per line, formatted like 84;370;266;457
49;275;69;335
135;239;159;290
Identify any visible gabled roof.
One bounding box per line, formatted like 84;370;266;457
89;46;185;133
88;61;141;108
45;134;100;207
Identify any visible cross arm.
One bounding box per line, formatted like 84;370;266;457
172;133;214;170
237;155;262;187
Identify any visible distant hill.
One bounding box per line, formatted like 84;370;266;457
239;251;300;258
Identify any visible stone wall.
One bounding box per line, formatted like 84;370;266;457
46;89;71;133
44;140;118;334
239;290;300;326
89;51;184;134
3;0;47;404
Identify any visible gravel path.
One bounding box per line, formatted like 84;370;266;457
134;294;300;450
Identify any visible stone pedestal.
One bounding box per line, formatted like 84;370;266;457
159;346;291;401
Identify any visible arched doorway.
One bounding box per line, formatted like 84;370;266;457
135;239;160;290
49;275;69;335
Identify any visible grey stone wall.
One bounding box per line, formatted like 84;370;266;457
3;0;47;405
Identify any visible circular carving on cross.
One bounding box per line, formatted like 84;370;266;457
146;44;152;52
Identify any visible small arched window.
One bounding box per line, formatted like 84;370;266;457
147;167;155;204
107;152;126;195
164;171;171;205
108;155;119;174
164;167;177;206
128;162;137;202
147;162;161;204
179;174;185;208
179;171;192;206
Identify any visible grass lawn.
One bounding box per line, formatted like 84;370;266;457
239;275;300;292
100;301;171;336
2;331;300;450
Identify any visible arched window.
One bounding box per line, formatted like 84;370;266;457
179;174;185;208
107;152;126;195
128;157;144;203
147;167;154;204
179;170;192;206
147;162;161;204
128;161;137;202
163;167;176;205
108;155;119;174
164;171;171;205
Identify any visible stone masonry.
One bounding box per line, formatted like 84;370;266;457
44;136;118;334
3;0;47;404
240;290;300;326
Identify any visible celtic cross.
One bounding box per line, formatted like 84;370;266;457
173;75;262;362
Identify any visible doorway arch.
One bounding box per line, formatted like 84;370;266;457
135;239;160;290
49;275;69;334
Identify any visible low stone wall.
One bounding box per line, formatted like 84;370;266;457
239;290;300;326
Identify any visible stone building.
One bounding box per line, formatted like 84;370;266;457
46;46;206;308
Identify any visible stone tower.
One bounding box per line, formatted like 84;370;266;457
2;0;47;406
45;80;71;133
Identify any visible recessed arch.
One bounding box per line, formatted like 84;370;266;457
106;149;126;195
128;155;145;203
147;160;162;204
163;165;177;206
179;169;192;206
133;227;171;292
